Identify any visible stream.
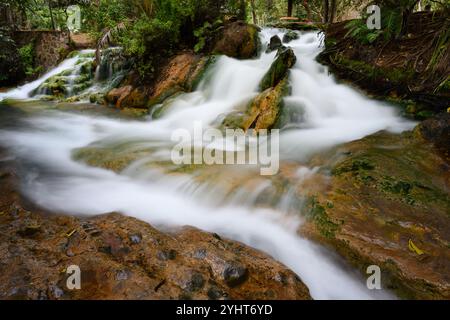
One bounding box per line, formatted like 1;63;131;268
0;29;415;299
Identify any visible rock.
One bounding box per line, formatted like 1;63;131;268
223;78;289;131
416;112;450;159
282;30;299;43
117;87;149;109
259;47;296;91
212;21;260;59
147;53;213;107
302;129;450;299
266;35;282;53
223;262;248;287
0;155;311;300
105;85;133;108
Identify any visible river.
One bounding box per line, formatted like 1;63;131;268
0;28;415;299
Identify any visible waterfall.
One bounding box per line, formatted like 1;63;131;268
0;29;416;299
0;50;95;101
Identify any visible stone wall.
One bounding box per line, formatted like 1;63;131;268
13;30;71;72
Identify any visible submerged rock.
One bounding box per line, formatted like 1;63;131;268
302;127;450;299
259;47;296;91
212;21;260;59
0;157;311;300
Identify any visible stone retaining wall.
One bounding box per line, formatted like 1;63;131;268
13;30;71;72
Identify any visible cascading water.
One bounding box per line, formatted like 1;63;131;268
0;28;416;299
0;50;95;101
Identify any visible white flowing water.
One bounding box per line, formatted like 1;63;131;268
0;29;415;299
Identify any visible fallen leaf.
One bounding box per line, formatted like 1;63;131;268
408;239;425;255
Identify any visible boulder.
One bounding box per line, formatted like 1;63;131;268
259;47;296;91
212;21;260;59
105;85;133;108
302;129;450;299
266;35;282;53
147;53;213;107
282;30;299;43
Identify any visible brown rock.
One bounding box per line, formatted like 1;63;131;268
148;53;210;107
302;129;450;299
105;85;133;108
212;22;260;59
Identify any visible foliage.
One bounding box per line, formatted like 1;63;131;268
193;20;223;53
18;43;43;77
345;19;382;44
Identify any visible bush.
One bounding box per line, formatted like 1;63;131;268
119;17;177;77
18;43;42;77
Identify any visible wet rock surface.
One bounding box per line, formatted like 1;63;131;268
0;154;311;300
222;78;289;131
259;47;296;91
302;125;450;299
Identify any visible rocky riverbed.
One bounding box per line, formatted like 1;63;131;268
0;151;311;300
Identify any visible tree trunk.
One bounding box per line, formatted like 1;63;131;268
48;1;56;30
329;0;337;23
238;0;246;20
323;0;329;23
287;0;294;17
302;0;312;21
250;0;257;24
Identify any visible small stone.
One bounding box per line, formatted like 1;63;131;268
129;234;141;244
48;285;64;299
223;262;248;287
182;272;205;293
116;270;129;281
157;249;177;261
207;286;228;300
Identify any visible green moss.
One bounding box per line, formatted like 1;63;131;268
259;47;296;91
333;56;415;85
306;197;339;239
332;158;375;175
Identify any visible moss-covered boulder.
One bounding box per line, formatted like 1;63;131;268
302;126;450;299
259;47;296;91
282;30;299;43
212;21;260;59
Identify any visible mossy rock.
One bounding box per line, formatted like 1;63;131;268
304;128;450;299
282;30;299;43
222;78;289;131
259;47;296;91
266;35;282;53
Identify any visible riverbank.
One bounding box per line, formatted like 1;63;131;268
318;11;449;119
